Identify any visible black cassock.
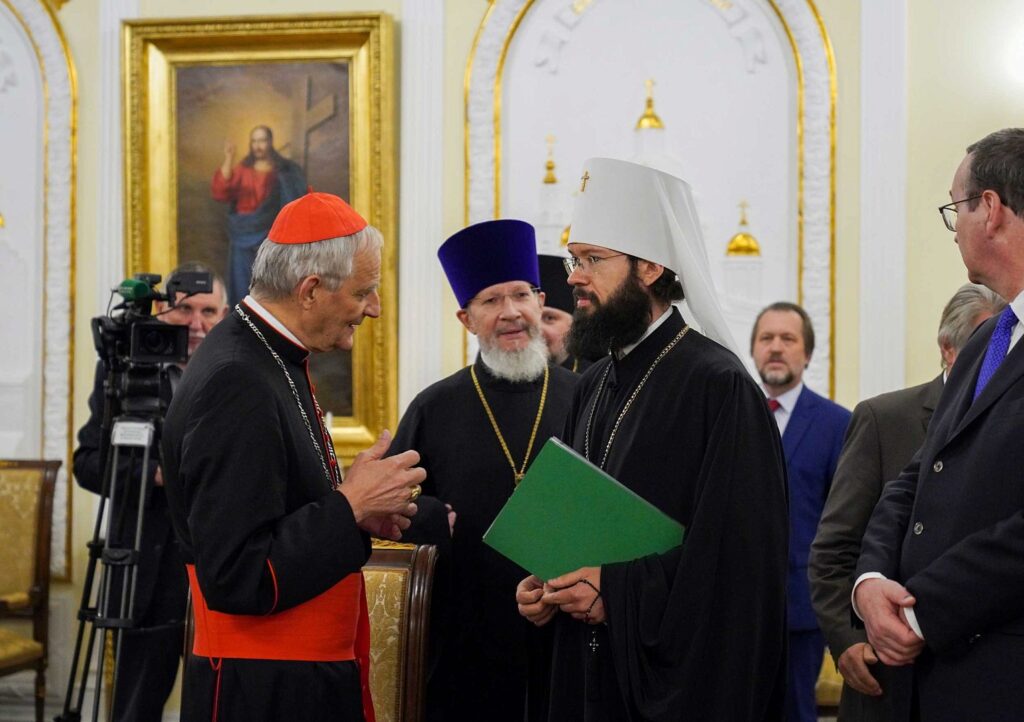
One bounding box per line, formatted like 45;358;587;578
162;306;371;722
392;357;578;722
546;308;789;722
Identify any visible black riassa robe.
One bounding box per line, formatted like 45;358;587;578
161;304;371;722
392;357;578;722
546;308;789;722
560;354;595;374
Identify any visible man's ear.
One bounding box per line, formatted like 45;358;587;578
635;260;666;288
456;308;475;335
296;276;321;309
536;290;547;308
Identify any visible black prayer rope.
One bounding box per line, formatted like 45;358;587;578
549;579;602;623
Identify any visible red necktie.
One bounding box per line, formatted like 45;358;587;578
767;398;781;413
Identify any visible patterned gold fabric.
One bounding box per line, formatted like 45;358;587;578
815;649;844;707
364;567;410;722
0;592;30;610
0;468;42;599
0;627;44;669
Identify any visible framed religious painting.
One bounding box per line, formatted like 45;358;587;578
123;14;397;462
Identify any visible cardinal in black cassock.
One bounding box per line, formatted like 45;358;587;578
162;192;423;722
395;220;578;721
518;158;789;722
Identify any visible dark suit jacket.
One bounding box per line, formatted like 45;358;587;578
810;374;943;721
857;315;1024;722
783;385;851;631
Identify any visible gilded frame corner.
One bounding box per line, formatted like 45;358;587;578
123;13;397;463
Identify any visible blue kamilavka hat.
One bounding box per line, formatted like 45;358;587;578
438;219;540;307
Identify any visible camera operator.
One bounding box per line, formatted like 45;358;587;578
73;261;228;722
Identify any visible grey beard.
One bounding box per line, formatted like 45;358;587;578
479;329;549;382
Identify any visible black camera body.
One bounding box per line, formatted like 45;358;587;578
90;271;213;415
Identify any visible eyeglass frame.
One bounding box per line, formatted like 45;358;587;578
938;194;984;232
465;285;542;312
563;252;628;276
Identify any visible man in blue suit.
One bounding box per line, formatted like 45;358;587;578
752;301;852;722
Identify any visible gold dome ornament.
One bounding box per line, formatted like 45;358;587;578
543;134;558;184
636;78;665;130
726;201;762;257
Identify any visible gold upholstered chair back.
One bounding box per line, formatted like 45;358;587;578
364;542;438;722
0;459;59;722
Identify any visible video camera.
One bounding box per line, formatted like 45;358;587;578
90;270;213;416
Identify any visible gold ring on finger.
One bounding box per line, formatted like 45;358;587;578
409;484;422;502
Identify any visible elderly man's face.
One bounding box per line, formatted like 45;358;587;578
157;282;228;358
458;280;544;353
309;244;382;352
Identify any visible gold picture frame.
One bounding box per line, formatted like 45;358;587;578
123;14;397;463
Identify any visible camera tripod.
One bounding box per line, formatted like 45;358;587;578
56;366;174;722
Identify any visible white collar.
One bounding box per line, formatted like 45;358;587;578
242;295;308;350
1008;289;1024;328
764;381;804;413
618;306;673;358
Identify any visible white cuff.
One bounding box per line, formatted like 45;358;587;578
902;605;925;640
851;572;886;620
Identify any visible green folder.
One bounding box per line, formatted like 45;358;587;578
483;438;685;580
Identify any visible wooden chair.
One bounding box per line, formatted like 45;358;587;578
364;542;438;722
0;459;59;722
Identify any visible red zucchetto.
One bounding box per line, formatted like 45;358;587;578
267;191;368;245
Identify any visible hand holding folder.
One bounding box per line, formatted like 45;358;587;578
483;438;685;581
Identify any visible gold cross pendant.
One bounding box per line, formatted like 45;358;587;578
580;170;590;192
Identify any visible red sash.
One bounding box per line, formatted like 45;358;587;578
186;564;376;722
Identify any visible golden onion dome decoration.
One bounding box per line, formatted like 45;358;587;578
544;134;558;184
636;78;665;130
726;201;761;257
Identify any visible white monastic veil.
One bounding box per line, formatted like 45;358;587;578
650;171;742;358
569;157;742;359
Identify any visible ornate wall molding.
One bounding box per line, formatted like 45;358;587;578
466;0;837;394
2;0;76;579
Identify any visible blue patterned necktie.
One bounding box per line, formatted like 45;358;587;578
973;306;1019;400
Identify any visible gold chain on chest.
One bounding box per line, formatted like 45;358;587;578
584;326;690;469
471;364;549;485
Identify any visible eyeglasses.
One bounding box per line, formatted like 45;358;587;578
938;195;983;232
469;287;541;311
563;253;627;276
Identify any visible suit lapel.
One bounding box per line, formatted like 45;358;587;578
945;339;1024;445
783;386;815;458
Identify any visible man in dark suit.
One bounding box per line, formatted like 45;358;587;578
752;301;852;722
73;263;228;722
809;283;1003;721
855;127;1024;722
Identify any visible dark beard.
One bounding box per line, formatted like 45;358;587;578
567;273;653;359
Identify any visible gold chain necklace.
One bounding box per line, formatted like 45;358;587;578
584;326;689;469
470;364;549;485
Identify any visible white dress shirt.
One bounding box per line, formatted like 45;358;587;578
763;382;803;438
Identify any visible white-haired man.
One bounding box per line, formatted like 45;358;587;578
162;192;424;722
391;219;578;722
516;159;788;721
